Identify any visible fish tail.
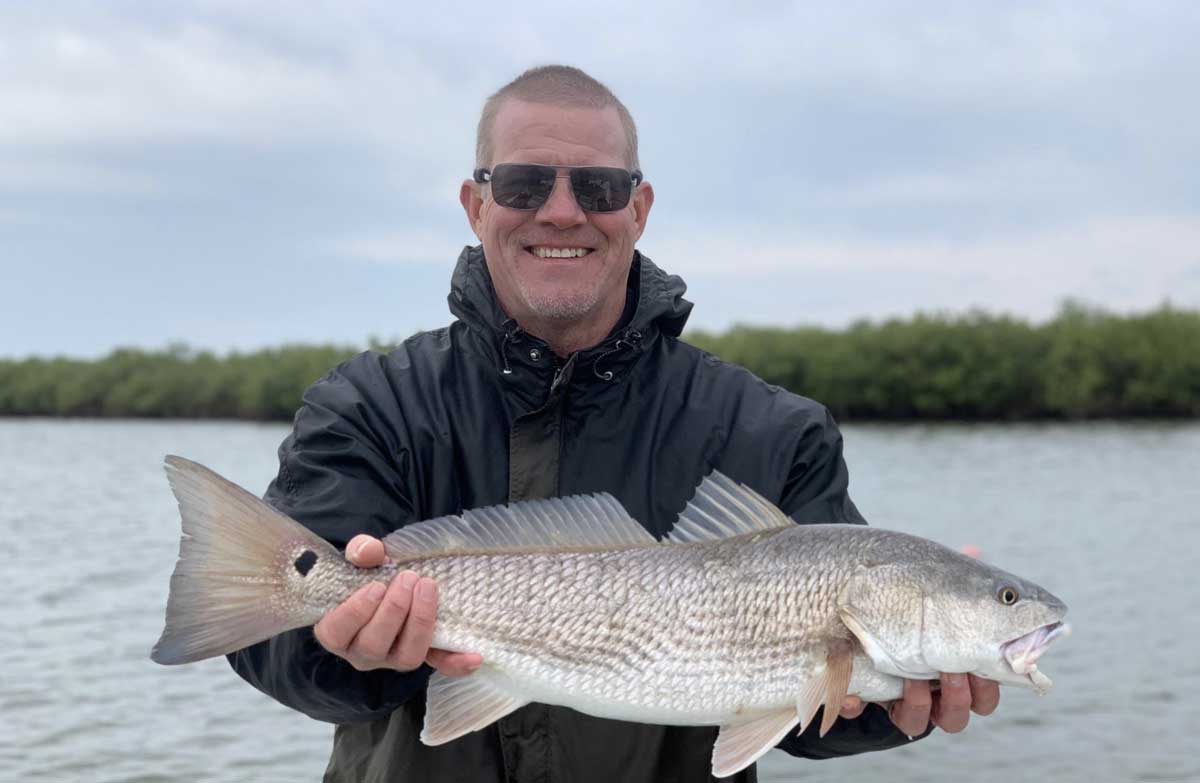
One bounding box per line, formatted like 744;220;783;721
151;455;337;665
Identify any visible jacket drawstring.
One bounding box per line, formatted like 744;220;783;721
501;323;642;381
593;328;643;381
499;322;523;375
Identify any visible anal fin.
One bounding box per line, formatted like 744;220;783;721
712;708;800;778
420;670;530;745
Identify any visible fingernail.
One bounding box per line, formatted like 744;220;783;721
944;673;965;687
842;699;856;711
367;582;386;601
400;571;419;591
417;578;436;601
352;539;369;560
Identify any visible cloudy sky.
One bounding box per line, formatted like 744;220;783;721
2;1;1198;358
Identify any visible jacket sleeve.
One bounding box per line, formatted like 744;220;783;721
777;404;867;526
226;357;431;724
774;403;932;758
777;704;930;759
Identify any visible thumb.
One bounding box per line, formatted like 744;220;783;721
839;695;866;719
346;534;386;567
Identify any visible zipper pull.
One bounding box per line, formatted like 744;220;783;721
550;354;578;395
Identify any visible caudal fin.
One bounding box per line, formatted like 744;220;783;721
151;455;336;665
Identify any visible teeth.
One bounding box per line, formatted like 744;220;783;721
531;247;590;258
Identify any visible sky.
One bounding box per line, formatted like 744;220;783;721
2;1;1198;358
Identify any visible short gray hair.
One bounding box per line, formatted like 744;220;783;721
475;65;640;171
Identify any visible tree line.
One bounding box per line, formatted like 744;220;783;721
2;304;1197;421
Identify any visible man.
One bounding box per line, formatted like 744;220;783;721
229;65;1000;782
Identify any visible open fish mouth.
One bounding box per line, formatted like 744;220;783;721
1001;621;1071;693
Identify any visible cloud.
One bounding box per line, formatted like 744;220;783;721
6;3;1194;150
806;153;1104;211
333;229;467;266
0;14;478;151
1;1;1197;356
648;215;1200;327
0;157;163;196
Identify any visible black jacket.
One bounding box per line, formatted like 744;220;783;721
229;246;917;782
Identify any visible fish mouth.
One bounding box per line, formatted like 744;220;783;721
1001;621;1071;694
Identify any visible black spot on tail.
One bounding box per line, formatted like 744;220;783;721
294;550;318;576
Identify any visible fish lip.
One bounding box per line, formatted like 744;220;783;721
1000;621;1071;693
1001;620;1070;654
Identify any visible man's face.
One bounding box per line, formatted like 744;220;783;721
461;99;653;332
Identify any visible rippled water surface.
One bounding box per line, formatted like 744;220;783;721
4;419;1198;782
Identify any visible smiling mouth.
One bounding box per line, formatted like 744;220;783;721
526;246;593;259
1001;621;1071;693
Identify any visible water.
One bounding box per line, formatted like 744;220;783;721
3;419;1198;782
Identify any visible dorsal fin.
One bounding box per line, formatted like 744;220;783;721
383;492;657;562
666;471;794;544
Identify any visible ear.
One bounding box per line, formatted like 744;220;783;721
836;564;924;679
460;179;484;239
631;181;654;241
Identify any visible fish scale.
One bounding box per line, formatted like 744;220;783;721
389;530;859;723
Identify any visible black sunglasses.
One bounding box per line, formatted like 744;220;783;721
473;163;643;213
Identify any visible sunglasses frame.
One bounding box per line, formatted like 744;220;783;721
473;163;644;213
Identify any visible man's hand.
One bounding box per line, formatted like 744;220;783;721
313;534;483;676
838;674;1000;736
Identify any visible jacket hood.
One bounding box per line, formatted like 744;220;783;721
447;244;693;369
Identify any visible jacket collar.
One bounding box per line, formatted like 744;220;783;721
447;244;693;382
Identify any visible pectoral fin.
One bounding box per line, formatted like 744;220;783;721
795;676;825;734
420;670;530;746
795;642;856;737
712;709;801;778
820;643;854;736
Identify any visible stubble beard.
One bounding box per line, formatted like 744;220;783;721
509;242;610;323
516;279;602;322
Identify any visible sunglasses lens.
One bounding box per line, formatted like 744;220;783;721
489;164;555;210
571;167;633;212
486;164;636;212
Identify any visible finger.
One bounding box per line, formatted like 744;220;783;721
839;696;866;719
426;649;483;677
388;577;439;671
346;534;386;567
347;570;419;662
314;581;386;654
888;679;932;738
969;674;1001;716
932;673;973;733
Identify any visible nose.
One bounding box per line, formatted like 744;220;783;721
536;173;587;229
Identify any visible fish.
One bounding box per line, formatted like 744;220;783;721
152;455;1070;777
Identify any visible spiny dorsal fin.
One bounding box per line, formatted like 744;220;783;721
383;492;657;561
667;471;794;544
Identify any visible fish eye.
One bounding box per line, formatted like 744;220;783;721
998;586;1020;605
